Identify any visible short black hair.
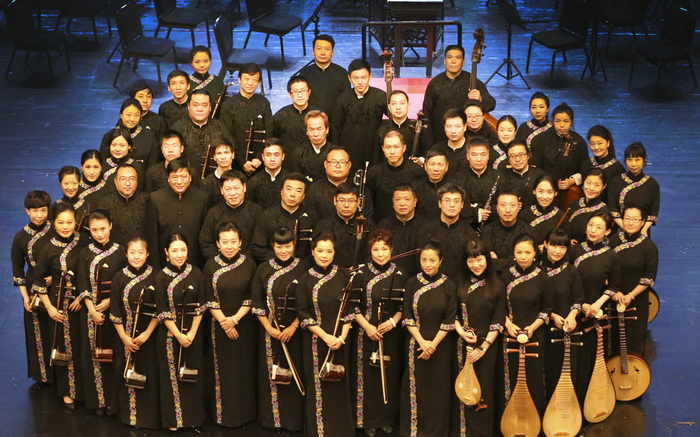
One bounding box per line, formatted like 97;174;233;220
167;69;189;83
348;58;370;74
24;190;51;209
129;80;153;98
238;63;261;78
313;34;335;49
189;45;212;62
287;75;309;92
166;157;191;176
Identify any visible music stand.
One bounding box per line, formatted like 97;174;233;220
485;0;531;89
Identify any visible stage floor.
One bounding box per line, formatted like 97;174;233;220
0;0;699;435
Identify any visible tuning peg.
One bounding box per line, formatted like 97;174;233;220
570;342;584;347
506;348;520;353
525;353;539;358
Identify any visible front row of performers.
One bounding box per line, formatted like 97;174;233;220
13;189;657;436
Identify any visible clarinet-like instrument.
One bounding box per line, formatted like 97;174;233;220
476;175;501;235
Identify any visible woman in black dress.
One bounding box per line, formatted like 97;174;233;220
11;190;54;388
520;174;563;249
203;222;258;427
516;91;552;148
610;206;658;355
34;202;86;409
76;209;126;415
54;166;91;238
501;233;552;416
110;237;160;428
78;150;109;208
565;169;610;244
400;240;457;437
353;229;406;436
569;212;621;404
608;142;660;236
541;228;583;402
454;239;506;437
530;103;588;205
579;125;625;184
101;128;145;192
100;98;158;169
252;227;307;432
490;115;518;171
296;232;355;437
155;233;206;431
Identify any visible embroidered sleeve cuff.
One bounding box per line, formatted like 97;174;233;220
79;291;92;301
403;318;416;327
241;299;252;307
195;304;208;315
32;285;48;295
604;289;616;298
570;303;582;311
611;211;621;218
647;215;657;223
13;277;26;286
440;323;455;331
206;300;220;309
251;307;267;316
537;312;550;324
342;313;356;323
489;323;503;332
640;278;655;286
300;318;317;329
109;314;123;324
157;311;174;321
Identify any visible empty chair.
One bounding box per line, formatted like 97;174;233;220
629;7;697;87
599;0;652;54
214;14;272;93
112;2;177;87
243;0;306;65
153;0;210;48
54;0;108;44
5;0;71;80
526;0;593;80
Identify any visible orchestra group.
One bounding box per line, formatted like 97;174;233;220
11;33;661;436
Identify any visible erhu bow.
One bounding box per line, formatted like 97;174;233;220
268;280;305;395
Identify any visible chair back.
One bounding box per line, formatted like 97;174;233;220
661;7;696;49
214;14;233;60
628;0;651;18
245;0;273;22
116;2;144;46
560;0;592;39
6;0;36;40
153;0;175;17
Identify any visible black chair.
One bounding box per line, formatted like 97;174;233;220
5;0;70;80
153;0;210;48
526;0;593;80
629;7;697;87
31;0;60;29
243;0;305;65
599;0;651;55
214;14;272;93
54;0;108;44
113;2;177;87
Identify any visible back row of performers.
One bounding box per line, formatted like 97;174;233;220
13;193;658;436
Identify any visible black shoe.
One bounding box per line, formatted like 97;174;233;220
380;426;394;434
63;400;75;410
366;428;378;437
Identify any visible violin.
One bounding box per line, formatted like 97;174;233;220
606;303;651;401
469;28;498;134
583;320;616;423
542;330;583;437
501;334;541;437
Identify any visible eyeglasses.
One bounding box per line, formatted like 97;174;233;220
326;160;349;167
508;152;528;160
290;88;309;95
117;176;137;183
623;217;643;223
466;114;483;120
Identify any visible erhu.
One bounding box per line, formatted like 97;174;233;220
318;271;359;381
92;263;114;363
500;331;541;437
244;115;266;168
268;280;305;395
200;144;218;180
177;285;200;383
124;286;156;389
50;270;75;366
293;213;313;256
351;161;370;268
212;80;235;119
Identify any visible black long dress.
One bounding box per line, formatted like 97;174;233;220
78;176;110;209
296;264;355;437
454;274;506;437
501;264;552;416
530;129;588;183
515;118;552;148
399;272;457;437
109;264;160;428
565;196;610;243
32;232;86;401
76;241;126;411
11;221;54;384
569;240;620;404
540;258;584;403
352;262;407;431
610;230;658;355
155;263;206;429
100;124;159;169
203;252;258;427
251;257;308;432
608;171;661;227
520;204;563;248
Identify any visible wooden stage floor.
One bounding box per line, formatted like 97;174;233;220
0;0;698;435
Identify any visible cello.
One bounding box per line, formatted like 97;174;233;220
501;334;541;437
606;303;651;401
469;29;498;134
542;330;583;437
583;320;616;423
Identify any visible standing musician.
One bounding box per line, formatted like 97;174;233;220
251;227;308;432
352;229;406;436
399;240;457;437
464;101;496;144
480;188;529;273
247;140;289;210
159;69;191;127
129;81;167;142
11;190;54;389
101;128;145;193
203;222;258;427
100;98;159;169
200;139;234;206
422;45;496;145
79;150;109;209
145;130;185;193
188;46;225;104
454;239;506;437
491;115;518;171
434;109;469;178
272;76;318;171
54;166;92;239
299;110;335;183
519;174;563;248
515;91;552;147
414;148;456;220
76;209;126;416
34;202;86;409
154;233;206;431
375;91;420;163
565;169;610;245
110;237;160;429
501;141;545;210
580;125;625;188
296;232;355;437
461;137;500;228
501;233;552;416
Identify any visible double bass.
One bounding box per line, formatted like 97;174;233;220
469;29;498;133
606;303;651;401
542;330;583;437
501;334;541;437
381;47;393;104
